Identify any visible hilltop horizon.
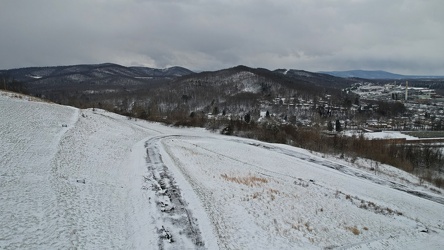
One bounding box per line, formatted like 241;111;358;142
2;62;443;80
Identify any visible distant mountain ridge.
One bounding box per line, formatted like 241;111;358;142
0;63;194;83
173;65;355;96
319;70;444;80
3;64;443;82
0;63;356;116
0;63;354;95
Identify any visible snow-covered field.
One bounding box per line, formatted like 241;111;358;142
344;130;419;140
1;90;444;249
363;131;419;140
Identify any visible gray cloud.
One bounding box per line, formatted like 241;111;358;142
0;0;443;74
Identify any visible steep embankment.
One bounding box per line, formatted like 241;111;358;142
0;91;160;249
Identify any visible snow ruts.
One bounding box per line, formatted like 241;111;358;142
144;136;205;250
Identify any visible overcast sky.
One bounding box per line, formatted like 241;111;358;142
1;0;443;74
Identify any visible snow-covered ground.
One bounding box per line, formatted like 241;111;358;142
1;90;444;249
363;131;419;140
344;130;419;140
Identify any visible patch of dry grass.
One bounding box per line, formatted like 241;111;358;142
346;226;360;235
221;173;268;187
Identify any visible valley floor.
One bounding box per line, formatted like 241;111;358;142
1;91;444;249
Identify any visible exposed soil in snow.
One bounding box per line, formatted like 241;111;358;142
144;136;206;249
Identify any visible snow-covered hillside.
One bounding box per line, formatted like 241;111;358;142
1;91;444;249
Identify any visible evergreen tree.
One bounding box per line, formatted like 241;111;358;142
212;106;219;115
335;119;342;132
244;113;251;123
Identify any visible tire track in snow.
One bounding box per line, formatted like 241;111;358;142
151;135;444;208
144;136;206;249
143;134;444;249
160;138;229;250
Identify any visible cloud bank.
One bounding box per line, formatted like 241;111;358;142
1;0;443;74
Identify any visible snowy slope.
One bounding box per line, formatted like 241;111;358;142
1;91;444;249
159;137;444;249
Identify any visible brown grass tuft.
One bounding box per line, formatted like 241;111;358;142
346;226;360;235
221;173;268;187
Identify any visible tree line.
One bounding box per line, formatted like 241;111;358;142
0;75;29;94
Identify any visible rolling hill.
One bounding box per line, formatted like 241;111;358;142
1;90;443;249
1;64;356;126
0;63;194;82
